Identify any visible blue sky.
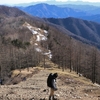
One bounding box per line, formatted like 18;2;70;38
0;0;100;5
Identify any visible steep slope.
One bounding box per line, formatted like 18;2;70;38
0;6;44;42
0;67;100;100
1;5;100;85
0;5;69;42
0;5;91;50
18;3;88;18
2;5;100;49
0;5;73;59
45;17;100;47
0;5;26;17
0;5;75;73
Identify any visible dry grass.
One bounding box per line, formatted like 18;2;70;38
11;67;41;77
11;68;32;77
0;66;100;100
11;66;97;87
47;67;95;86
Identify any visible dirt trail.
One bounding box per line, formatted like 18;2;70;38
0;67;100;100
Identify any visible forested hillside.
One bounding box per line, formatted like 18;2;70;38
0;5;100;85
45;17;100;48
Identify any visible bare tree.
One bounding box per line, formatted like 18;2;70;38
91;47;97;84
68;37;73;72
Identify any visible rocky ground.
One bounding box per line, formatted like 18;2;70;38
0;67;100;100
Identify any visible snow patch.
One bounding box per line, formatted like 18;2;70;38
24;22;47;42
23;22;52;59
44;30;48;34
43;50;52;59
32;30;38;34
36;33;47;41
38;28;41;31
35;48;42;52
34;43;38;46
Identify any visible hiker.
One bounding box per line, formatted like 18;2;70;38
47;73;58;100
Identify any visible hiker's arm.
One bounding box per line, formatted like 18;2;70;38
52;79;57;90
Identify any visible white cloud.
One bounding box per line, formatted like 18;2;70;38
0;0;100;5
55;0;68;1
56;0;78;1
55;0;100;2
0;0;47;4
82;0;100;2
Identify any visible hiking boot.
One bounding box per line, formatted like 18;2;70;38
53;98;57;100
53;96;57;100
49;96;51;100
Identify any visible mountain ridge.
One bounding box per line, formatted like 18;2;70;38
0;5;26;17
18;3;100;23
19;3;88;18
14;1;100;7
45;17;100;48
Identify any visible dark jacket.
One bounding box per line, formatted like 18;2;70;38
47;73;58;90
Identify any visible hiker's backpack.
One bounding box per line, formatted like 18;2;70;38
47;73;53;87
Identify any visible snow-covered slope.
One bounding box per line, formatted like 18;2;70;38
23;22;52;59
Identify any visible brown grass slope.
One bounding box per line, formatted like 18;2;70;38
0;67;100;100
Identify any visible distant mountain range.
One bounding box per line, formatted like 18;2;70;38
18;3;100;23
15;1;100;7
18;3;88;18
60;4;100;23
45;17;100;47
59;4;100;14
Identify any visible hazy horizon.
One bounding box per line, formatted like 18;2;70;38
1;0;100;5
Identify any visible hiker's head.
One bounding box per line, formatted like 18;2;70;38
53;73;58;78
